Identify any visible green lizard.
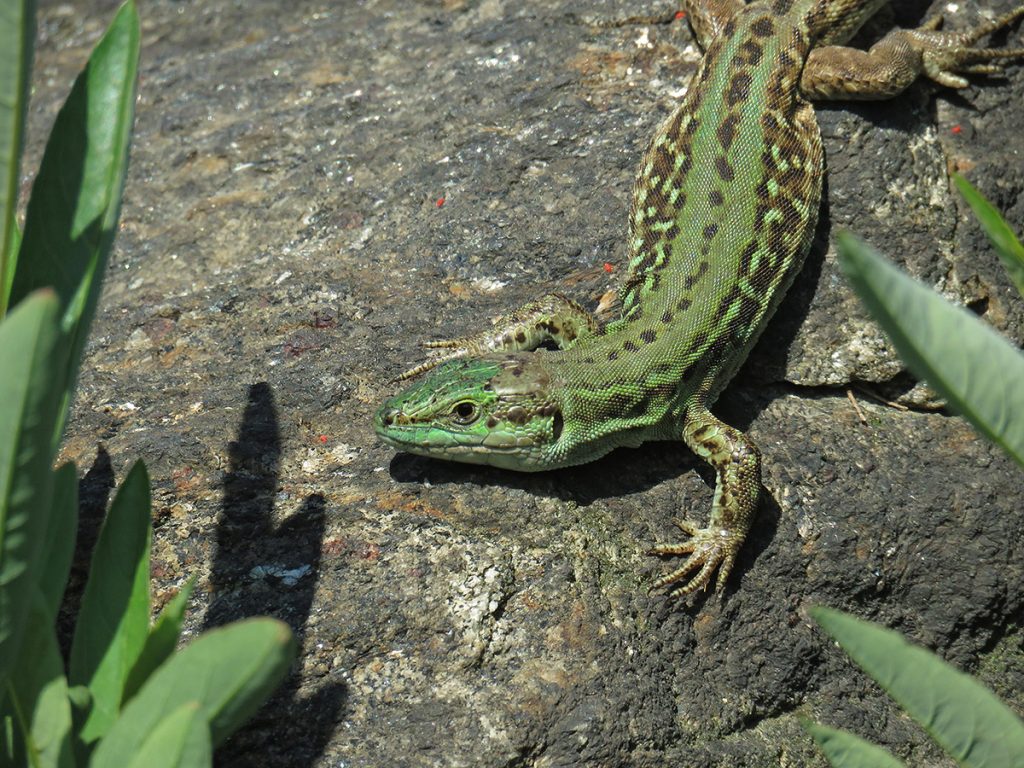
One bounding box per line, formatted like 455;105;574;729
374;0;1024;598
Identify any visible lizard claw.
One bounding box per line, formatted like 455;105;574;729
393;343;470;382
648;523;740;599
911;6;1024;89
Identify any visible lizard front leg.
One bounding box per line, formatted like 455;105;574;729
801;4;1024;100
396;292;599;380
649;404;761;598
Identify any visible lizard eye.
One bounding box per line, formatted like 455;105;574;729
450;401;479;425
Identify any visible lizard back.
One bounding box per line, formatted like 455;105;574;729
549;2;824;458
618;2;823;386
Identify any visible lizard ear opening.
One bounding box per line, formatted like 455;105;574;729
551;410;564;441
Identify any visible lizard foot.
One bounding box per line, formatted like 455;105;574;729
648;519;741;599
392;292;599;381
910;5;1024;88
393;338;473;382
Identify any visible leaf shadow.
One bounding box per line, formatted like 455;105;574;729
202;382;346;766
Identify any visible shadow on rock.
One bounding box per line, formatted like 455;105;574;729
203;382;346;766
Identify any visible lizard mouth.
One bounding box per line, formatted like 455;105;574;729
374;405;542;468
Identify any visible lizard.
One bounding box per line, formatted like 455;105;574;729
374;0;1024;598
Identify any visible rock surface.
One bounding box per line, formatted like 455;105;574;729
26;0;1024;765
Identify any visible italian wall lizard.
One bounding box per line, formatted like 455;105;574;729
375;0;1024;598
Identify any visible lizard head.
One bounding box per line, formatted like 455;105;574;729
374;355;563;470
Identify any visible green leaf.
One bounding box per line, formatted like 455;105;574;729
91;619;295;764
70;460;152;745
837;232;1024;468
1;588;74;768
2;212;21;321
953;174;1024;298
9;0;139;442
0;0;35;318
122;576;197;703
120;702;212;768
0;291;61;689
37;462;78;622
803;720;905;768
811;607;1024;768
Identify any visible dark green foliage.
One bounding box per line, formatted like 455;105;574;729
0;4;296;765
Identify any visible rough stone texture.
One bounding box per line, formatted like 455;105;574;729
24;0;1024;765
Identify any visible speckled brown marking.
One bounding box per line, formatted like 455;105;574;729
687;331;709;356
716;113;740;150
690;424;712;441
739;39;763;66
738;240;759;275
709;190;724;206
640;329;657;344
538;320;561;335
715;285;744;321
715;156;735;181
770;0;791;17
703;223;719;241
623;340;639;352
607;350;618;361
684;261;710;289
727;72;753;105
507;406;528;425
661;309;673;324
515;330;526;343
677;297;692;312
751;15;775;37
486;416;498;428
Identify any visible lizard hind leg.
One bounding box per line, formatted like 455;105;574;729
649;405;761;599
395;292;599;381
911;4;1024;88
801;4;1024;99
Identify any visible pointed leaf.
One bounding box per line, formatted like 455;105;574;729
837;232;1024;468
803;720;906;768
811;607;1024;768
953;174;1024;297
118;702;212;768
122;576;197;702
0;0;35;317
91;619;295;764
9;0;139;441
2;212;20;321
37;462;78;621
0;291;61;688
1;588;74;768
70;460;152;744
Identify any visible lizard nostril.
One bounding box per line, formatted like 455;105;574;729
382;409;400;427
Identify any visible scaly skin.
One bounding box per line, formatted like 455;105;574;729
376;0;1024;598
